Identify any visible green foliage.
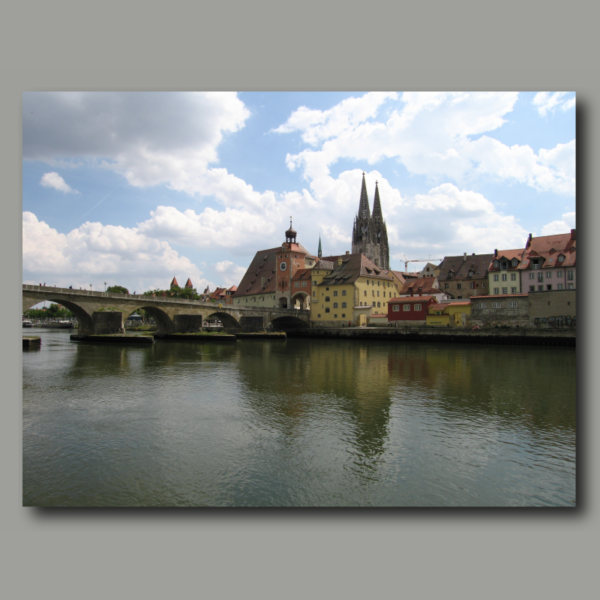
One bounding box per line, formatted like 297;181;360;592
25;303;73;319
96;306;125;312
107;285;129;294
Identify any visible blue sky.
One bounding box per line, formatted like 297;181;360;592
22;91;575;293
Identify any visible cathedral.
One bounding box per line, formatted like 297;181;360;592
351;173;390;269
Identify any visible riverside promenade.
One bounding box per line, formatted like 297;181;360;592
288;326;576;346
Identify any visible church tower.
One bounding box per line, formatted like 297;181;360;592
351;174;390;269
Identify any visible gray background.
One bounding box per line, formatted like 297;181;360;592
1;1;595;598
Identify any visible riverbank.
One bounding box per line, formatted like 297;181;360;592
287;326;576;346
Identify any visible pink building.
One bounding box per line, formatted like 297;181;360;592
518;230;576;293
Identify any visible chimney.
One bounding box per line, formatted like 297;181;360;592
527;233;532;247
410;287;414;297
346;251;349;255
494;249;498;258
337;256;343;266
463;252;467;261
571;229;576;241
418;287;423;296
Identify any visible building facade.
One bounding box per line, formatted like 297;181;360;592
388;296;437;324
469;294;530;327
351;173;390;269
518;230;576;293
438;253;494;300
487;248;525;295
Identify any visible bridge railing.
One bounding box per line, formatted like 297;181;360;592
22;285;309;314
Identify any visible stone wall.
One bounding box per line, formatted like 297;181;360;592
470;296;529;328
173;314;204;333
529;290;576;320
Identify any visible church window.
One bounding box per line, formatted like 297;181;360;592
342;302;347;308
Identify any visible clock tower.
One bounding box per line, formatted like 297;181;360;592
275;217;308;308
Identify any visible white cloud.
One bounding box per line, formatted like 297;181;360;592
540;211;576;236
213;261;246;287
23;211;209;291
39;172;79;194
276;92;575;196
24;92;250;193
532;92;575;117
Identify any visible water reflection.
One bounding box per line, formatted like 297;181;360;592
23;331;576;506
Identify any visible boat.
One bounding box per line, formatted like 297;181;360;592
22;320;33;328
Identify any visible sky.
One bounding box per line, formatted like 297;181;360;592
22;91;576;294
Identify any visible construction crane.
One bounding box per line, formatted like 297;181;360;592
402;255;442;272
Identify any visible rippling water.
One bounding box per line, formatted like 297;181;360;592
23;329;576;507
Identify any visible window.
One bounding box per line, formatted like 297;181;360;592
556;271;563;277
377;291;380;297
414;304;422;311
529;286;535;292
529;273;535;280
558;283;564;290
457;283;462;289
492;302;501;308
511;273;516;281
377;281;380;287
493;260;499;269
317;314;321;318
568;283;574;289
341;314;345;318
558;255;565;263
377;302;381;308
547;285;552;291
393;305;399;312
546;271;552;279
567;270;574;280
334;314;337;318
508;301;517;308
511;287;517;293
333;290;338;296
493;287;499;294
325;307;330;313
302;281;307;287
403;305;411;311
470;282;476;289
538;285;543;291
364;290;367;296
532;261;540;269
493;274;499;282
538;273;543;282
502;287;507;294
342;290;346;296
342;302;347;308
383;292;386;297
477;302;485;309
501;274;507;281
511;259;518;267
333;302;338;308
325;296;330;302
444;283;449;289
372;290;375;296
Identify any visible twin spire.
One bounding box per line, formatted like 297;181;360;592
358;172;383;220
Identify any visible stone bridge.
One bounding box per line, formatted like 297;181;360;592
22;285;310;334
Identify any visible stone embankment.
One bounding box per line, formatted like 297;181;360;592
288;327;575;346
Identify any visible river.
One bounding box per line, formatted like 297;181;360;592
23;328;576;507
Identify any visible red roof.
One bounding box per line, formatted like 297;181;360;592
170;277;179;287
389;295;436;304
399;277;442;296
185;278;193;288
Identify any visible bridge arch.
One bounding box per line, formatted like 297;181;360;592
204;311;241;330
129;305;175;333
269;315;310;331
291;292;310;310
23;297;95;335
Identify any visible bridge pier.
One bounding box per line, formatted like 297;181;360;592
173;314;203;333
92;311;124;335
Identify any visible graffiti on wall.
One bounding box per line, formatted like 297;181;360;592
533;316;576;327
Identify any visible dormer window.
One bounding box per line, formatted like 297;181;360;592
448;270;454;278
511;259;518;267
558;255;565;263
500;261;508;270
493;260;499;269
468;270;474;278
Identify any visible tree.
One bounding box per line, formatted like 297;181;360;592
107;285;129;294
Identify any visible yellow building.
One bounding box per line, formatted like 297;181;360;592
311;253;395;327
426;301;471;327
487;248;525;296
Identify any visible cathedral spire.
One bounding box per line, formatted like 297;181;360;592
358;172;370;219
372;180;383;220
318;234;322;259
